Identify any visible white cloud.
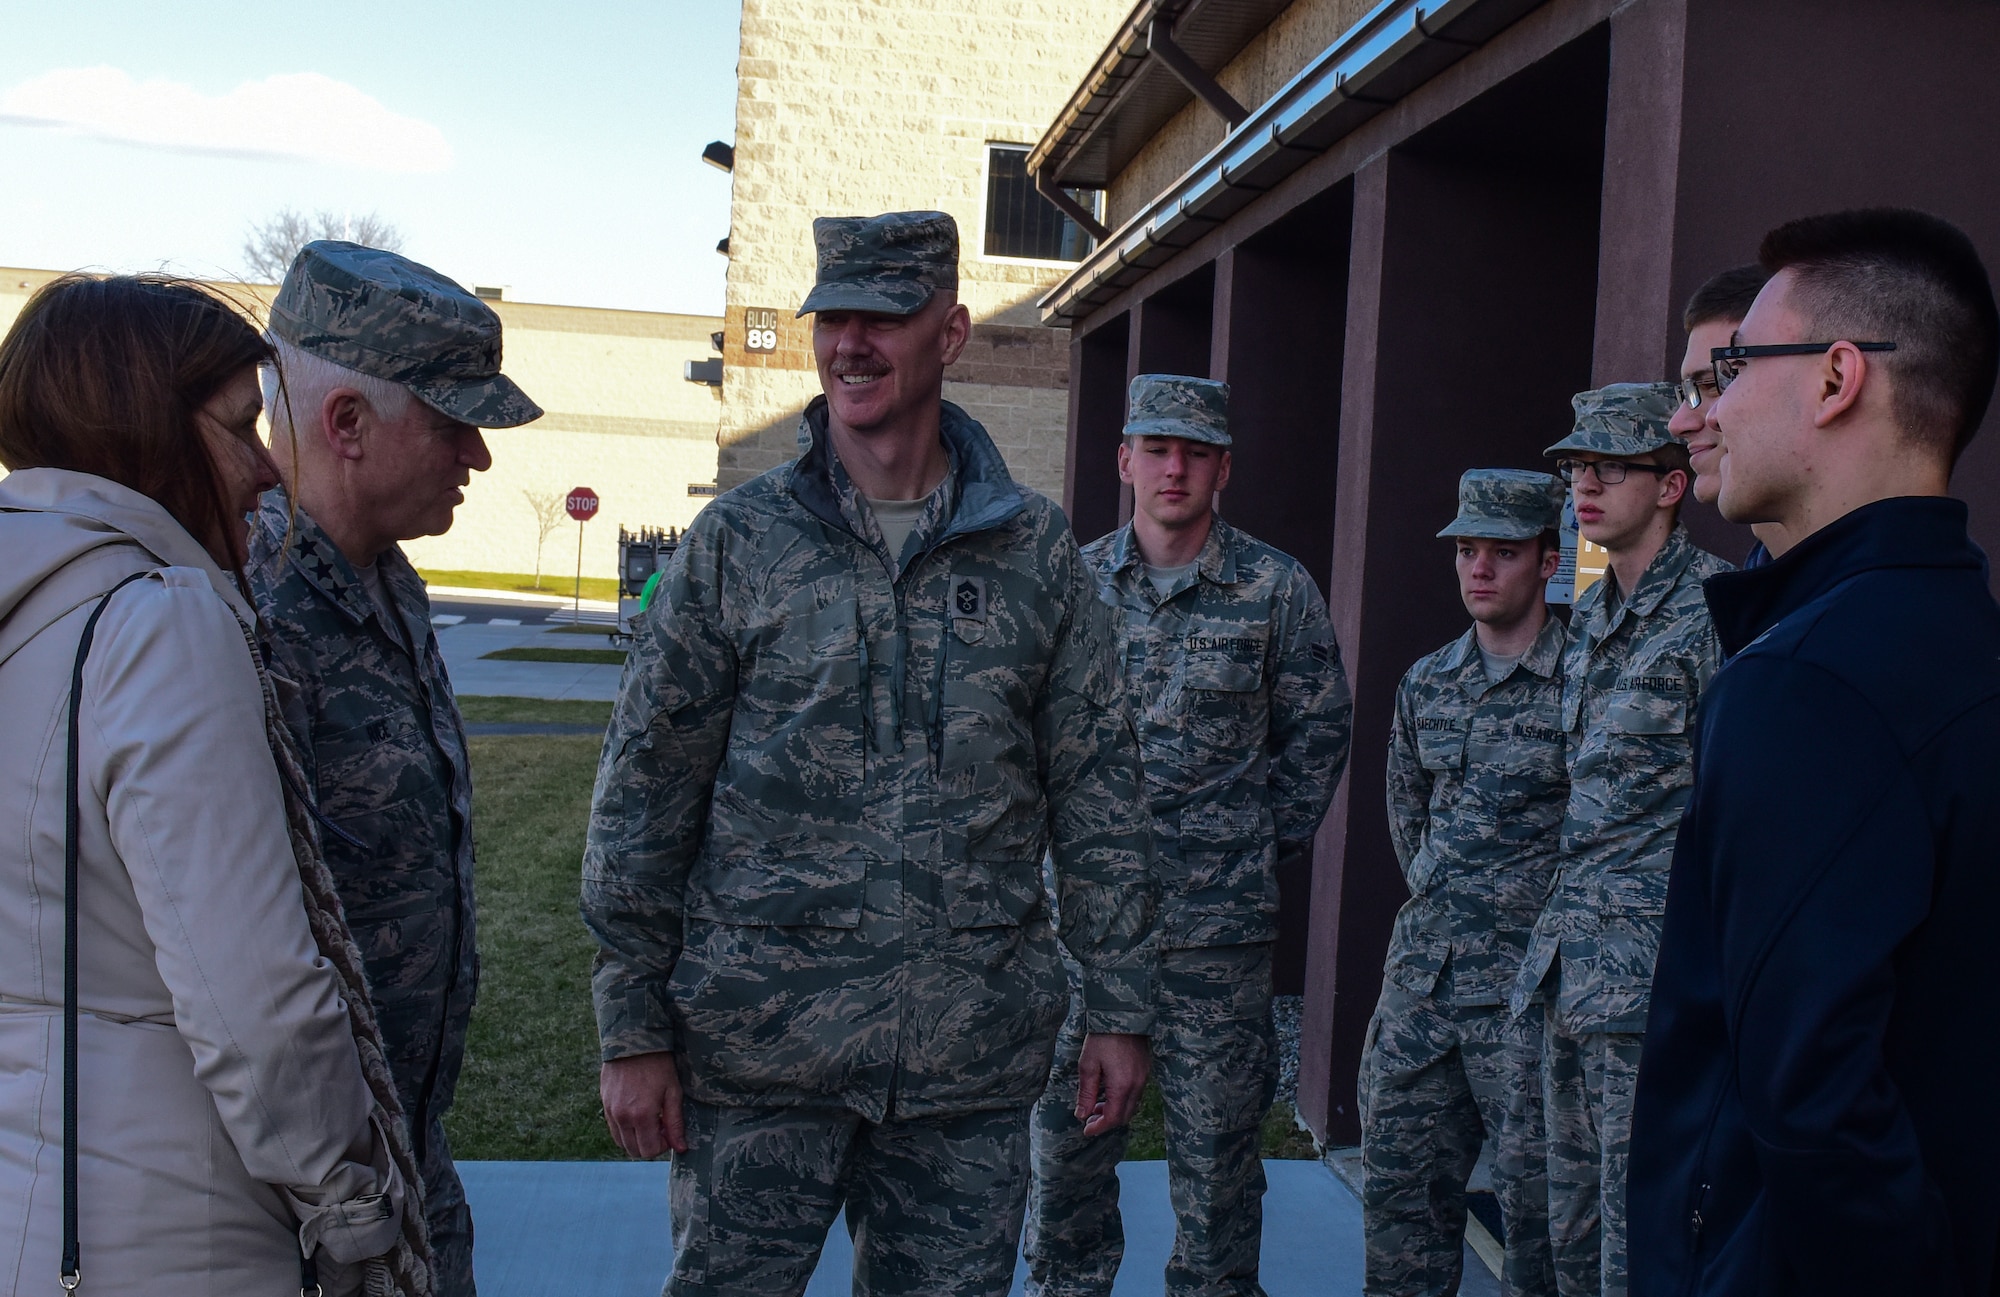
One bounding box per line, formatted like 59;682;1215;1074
0;66;452;173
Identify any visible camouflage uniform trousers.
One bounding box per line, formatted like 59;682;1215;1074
664;1099;1031;1297
1541;1024;1643;1297
1358;982;1553;1297
420;1117;475;1296
1024;943;1277;1297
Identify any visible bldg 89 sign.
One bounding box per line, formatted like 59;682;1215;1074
744;307;779;354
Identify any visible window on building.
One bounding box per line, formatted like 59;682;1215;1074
984;144;1101;263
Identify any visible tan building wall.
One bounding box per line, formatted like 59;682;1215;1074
1105;0;1382;229
715;0;1134;497
0;268;722;582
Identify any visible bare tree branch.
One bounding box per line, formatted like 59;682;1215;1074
243;208;407;282
523;490;568;588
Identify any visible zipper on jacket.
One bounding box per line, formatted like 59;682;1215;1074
1689;1181;1709;1254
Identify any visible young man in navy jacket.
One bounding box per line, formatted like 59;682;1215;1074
1629;208;2000;1297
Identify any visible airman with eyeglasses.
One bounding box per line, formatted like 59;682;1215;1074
1509;382;1730;1297
1665;266;1789;564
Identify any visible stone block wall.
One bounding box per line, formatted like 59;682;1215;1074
716;0;1134;495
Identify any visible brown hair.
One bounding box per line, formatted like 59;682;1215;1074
1760;208;1999;462
0;274;273;568
1683;263;1771;331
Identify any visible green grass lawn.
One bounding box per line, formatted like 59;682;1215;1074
458;697;616;727
420;567;622;603
448;727;1317;1161
479;646;628;665
446;733;619;1160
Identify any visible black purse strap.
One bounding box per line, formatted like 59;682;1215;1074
61;570;148;1292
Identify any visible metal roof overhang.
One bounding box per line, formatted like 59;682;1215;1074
1028;0;1300;192
1036;0;1547;324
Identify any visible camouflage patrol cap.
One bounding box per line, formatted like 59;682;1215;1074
1543;382;1679;457
795;211;960;317
1437;468;1565;539
1124;374;1231;446
269;240;543;428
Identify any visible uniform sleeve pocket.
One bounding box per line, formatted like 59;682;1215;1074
685;852;867;928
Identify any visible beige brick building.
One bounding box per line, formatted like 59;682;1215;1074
714;0;1133;497
0;267;723;583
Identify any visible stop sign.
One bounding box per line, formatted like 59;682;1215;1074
566;487;600;522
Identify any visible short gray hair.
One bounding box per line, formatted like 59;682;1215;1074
262;337;414;440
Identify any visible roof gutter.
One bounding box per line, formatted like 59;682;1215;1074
1036;0;1540;323
1026;0;1182;181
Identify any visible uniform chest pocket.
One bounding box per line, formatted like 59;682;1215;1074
1465;734;1565;813
1415;726;1466;774
1181;655;1262;755
734;597;864;801
1603;691;1686;736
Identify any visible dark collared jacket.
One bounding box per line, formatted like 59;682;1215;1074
1630;496;2000;1297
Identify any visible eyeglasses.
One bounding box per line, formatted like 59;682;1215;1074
1711;341;1896;394
1674;371;1722;411
1554;458;1675;486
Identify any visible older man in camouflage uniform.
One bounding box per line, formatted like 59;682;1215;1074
1024;375;1352;1297
583;211;1156;1297
250;241;545;1295
1360;470;1568;1297
1508;385;1729;1297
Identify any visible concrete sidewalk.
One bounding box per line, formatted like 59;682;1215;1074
436;619;625;702
460;1159;1381;1296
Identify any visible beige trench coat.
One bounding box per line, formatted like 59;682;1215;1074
0;469;403;1295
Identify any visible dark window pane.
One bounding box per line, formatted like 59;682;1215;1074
984;146;1097;262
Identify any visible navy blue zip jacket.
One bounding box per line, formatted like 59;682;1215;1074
1629;495;2000;1297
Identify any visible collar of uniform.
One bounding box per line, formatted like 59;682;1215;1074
252;487;374;627
1442;607;1567;697
789;395;1027;547
1101;514;1237;583
1574;521;1698;639
1704;495;1984;657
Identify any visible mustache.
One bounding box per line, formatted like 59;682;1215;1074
830;359;890;376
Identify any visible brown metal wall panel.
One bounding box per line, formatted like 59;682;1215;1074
1068;315;1134;544
1298;32;1608;1144
1208;185;1356;999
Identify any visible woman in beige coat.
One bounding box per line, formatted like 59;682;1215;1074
0;275;427;1294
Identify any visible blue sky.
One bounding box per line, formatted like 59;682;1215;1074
0;1;741;315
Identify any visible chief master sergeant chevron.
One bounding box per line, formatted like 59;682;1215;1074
1026;374;1352;1297
581;210;1158;1297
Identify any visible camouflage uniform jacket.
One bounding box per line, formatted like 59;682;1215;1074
582;397;1156;1121
247;490;477;1142
1383;615;1569;1007
1080;518;1351;949
1510;524;1729;1033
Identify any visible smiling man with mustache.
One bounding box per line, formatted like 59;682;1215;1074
249;240;545;1297
585;210;1156;1297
